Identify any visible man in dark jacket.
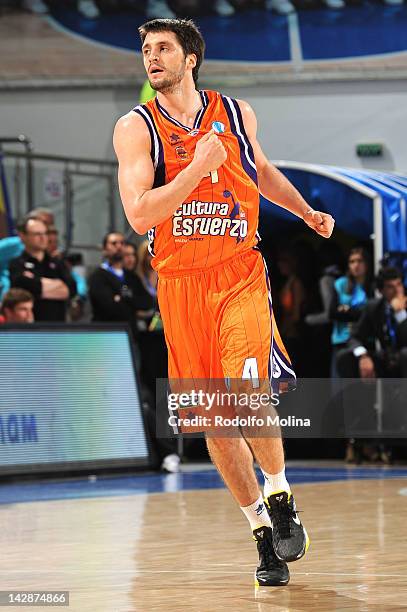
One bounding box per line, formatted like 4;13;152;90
88;232;154;337
336;267;407;459
9;216;76;321
337;266;407;379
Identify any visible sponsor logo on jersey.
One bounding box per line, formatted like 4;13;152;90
212;121;225;134
172;199;248;240
189;129;199;137
175;145;189;160
170;133;182;144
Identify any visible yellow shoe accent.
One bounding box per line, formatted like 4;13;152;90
305;531;310;553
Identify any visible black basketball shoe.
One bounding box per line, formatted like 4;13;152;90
253;526;290;587
265;491;309;562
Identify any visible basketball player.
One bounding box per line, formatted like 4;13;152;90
114;18;334;587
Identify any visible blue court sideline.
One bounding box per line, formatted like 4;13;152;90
48;4;407;63
0;466;406;504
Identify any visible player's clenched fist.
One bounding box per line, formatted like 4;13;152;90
303;209;335;239
193;130;227;176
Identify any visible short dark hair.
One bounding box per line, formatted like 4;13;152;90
346;247;372;295
139;18;205;85
102;231;124;248
124;241;137;252
376;266;403;290
1;288;33;314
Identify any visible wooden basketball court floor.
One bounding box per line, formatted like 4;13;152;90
0;464;407;612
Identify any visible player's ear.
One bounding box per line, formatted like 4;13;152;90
187;53;197;71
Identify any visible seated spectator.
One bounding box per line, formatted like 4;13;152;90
9;216;76;321
276;248;306;375
77;0;100;18
305;242;344;327
43;224;87;321
337;266;407;379
46;225;62;260
0;288;34;324
123;241;156;329
21;0;48;14
146;0;176;18
18;0;101;18
122;240;139;274
337;266;407;464
137;239;157;300
88;231;155;338
0;207;55;301
126;239;178;471
329;247;373;378
304;242;344;378
63;252;88;321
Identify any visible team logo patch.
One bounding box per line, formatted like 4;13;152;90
175;145;189;159
170;133;182;144
212;121;225;134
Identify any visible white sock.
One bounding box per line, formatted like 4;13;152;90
240;494;272;531
262;467;291;499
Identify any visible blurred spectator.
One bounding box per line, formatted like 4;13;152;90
0;207;55;301
122;240;139;273
46;224;62;259
305;242;344;327
42;221;87;320
337;266;407;379
63;252;88;321
146;0;176;18
304;242;344;377
88;232;179;469
0;235;23;301
329;247;373;377
276;248;306;374
0;288;34;324
77;0;100;18
16;0;101;18
21;0;49;14
137;239;157;300
265;0;295;15
121;239;178;470
123;240;156;328
88;231;154;337
9;216;76;321
336;266;407;464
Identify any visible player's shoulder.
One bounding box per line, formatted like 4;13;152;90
113;107;151;149
235;98;256;118
114;108;149;134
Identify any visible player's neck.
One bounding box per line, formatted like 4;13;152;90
26;247;45;261
157;83;202;128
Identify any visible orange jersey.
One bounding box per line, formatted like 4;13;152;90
133;90;260;275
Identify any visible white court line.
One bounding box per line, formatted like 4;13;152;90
287;13;303;72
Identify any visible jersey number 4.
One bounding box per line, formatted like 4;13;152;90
242;357;260;389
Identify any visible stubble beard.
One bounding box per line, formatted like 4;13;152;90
149;64;186;95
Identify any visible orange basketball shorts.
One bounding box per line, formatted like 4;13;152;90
156;248;296;432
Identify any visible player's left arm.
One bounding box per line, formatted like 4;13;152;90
238;99;335;239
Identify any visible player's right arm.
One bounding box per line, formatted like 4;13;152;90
113;112;226;235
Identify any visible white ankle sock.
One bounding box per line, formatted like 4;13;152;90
262;467;291;499
240;494;272;531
